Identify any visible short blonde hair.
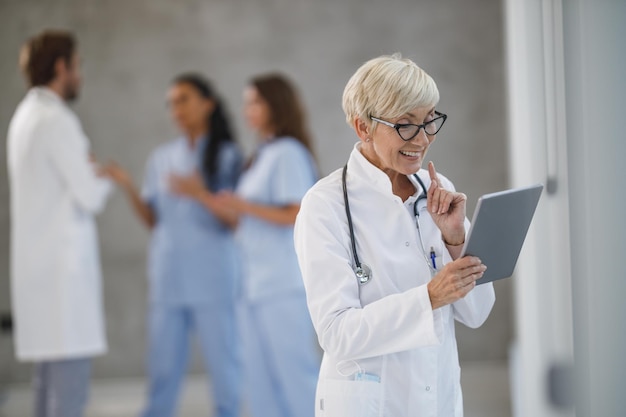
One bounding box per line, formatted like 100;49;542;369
342;54;439;127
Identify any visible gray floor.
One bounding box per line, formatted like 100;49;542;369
0;361;510;417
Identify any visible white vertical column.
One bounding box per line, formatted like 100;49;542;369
561;1;626;415
507;0;626;415
505;0;574;416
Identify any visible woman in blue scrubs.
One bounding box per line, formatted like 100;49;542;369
174;74;320;417
103;74;243;417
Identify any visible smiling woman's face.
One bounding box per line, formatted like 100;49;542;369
360;106;438;177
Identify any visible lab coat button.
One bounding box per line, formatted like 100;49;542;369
405;241;410;247
425;386;431;391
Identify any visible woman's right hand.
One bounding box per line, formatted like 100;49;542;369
100;162;156;228
100;162;133;189
427;256;486;310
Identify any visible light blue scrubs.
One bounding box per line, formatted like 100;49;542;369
236;137;320;417
141;137;243;417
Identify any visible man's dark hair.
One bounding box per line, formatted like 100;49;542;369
20;30;76;87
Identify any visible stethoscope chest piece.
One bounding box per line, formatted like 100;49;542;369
355;264;372;285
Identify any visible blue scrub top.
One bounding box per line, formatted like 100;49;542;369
142;137;243;306
236;137;317;302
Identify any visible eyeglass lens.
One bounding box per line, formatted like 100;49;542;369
397;117;444;140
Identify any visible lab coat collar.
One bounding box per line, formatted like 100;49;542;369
29;86;66;107
408;169;430;198
347;142;427;198
347;142;394;195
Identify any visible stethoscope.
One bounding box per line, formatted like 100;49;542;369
342;164;439;285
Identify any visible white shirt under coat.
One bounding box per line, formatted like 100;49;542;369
7;87;112;361
294;143;495;417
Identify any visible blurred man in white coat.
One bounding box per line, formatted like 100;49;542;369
7;30;112;417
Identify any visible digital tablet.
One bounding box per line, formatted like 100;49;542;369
460;184;543;285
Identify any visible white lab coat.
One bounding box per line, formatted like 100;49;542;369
7;87;112;361
294;144;495;417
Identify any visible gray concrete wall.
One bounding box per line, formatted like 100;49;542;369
0;0;508;383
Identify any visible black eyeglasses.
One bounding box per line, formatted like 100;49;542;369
370;111;448;141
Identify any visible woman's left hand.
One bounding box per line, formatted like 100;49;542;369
169;171;206;199
427;161;467;246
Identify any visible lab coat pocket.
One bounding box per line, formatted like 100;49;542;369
319;378;382;417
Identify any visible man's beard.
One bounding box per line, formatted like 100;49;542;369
63;80;79;102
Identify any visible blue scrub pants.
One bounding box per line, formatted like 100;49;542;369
141;303;241;417
241;292;320;417
33;357;91;417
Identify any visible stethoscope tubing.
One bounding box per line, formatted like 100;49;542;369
342;164;363;270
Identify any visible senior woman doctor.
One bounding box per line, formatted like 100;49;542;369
294;54;496;417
